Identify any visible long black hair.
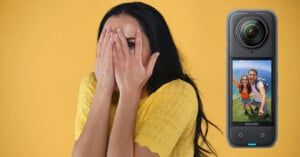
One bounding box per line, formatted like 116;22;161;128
239;75;252;94
97;2;219;157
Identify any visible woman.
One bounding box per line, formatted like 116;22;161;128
72;2;218;157
232;75;254;115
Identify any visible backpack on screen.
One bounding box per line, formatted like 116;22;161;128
255;77;269;93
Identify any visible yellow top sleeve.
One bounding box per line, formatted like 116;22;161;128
74;73;96;141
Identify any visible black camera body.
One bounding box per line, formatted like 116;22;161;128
227;10;277;147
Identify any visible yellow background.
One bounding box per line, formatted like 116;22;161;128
0;0;299;156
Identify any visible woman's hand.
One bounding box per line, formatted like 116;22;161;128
107;28;159;157
95;27;115;93
112;28;159;94
232;76;240;87
73;28;116;157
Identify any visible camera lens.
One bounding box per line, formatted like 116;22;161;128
237;18;268;48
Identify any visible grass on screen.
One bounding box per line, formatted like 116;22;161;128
232;96;272;122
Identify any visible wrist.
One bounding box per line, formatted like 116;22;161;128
117;91;141;113
118;88;142;104
120;86;142;96
96;83;114;96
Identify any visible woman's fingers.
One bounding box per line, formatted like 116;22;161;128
106;34;114;58
110;28;159;91
95;28;115;89
113;33;125;63
135;29;143;59
97;28;108;57
104;28;112;47
112;42;118;69
116;28;130;58
99;27;112;57
97;28;106;52
145;52;160;79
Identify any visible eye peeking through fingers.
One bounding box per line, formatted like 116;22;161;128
126;37;136;49
127;41;135;49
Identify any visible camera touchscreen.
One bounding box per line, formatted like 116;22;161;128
232;59;272;123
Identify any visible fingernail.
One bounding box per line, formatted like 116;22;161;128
155;52;160;59
117;28;122;37
117;28;121;33
107;27;111;33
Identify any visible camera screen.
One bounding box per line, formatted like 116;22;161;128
232;59;272;123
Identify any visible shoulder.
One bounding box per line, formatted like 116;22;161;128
146;79;198;114
81;72;96;85
256;80;264;88
80;72;96;90
154;79;197;100
78;72;97;100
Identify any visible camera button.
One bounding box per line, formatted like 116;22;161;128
259;132;265;138
238;132;244;138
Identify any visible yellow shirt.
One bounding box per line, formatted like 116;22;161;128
74;72;198;157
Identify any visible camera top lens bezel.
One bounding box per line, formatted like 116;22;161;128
236;16;269;49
